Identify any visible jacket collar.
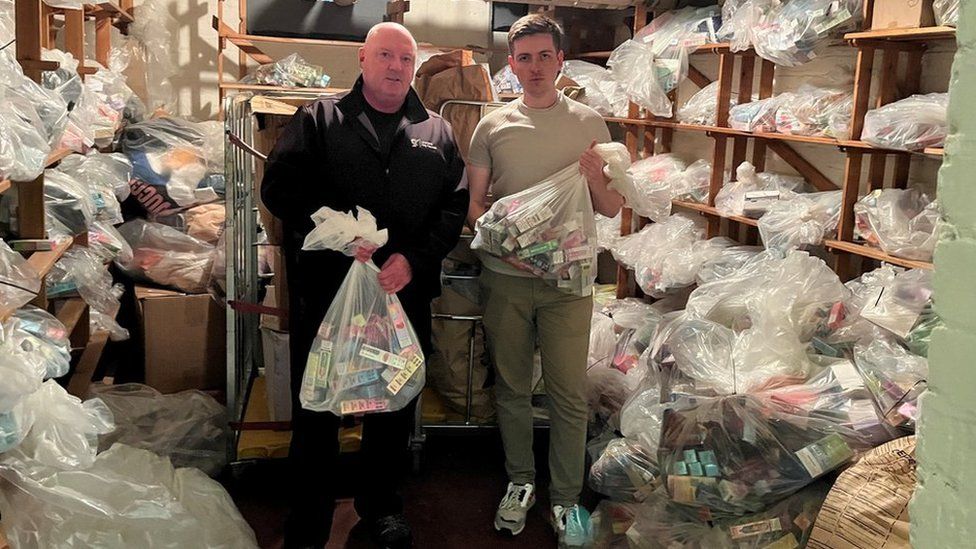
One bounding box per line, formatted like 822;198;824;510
337;76;430;125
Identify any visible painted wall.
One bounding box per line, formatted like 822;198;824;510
910;1;976;546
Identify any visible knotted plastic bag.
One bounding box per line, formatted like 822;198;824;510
299;207;425;416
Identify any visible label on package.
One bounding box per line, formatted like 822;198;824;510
514;205;554;233
794;434;854;478
830;360;864;391
340;398;389;415
562;245;593;263
308;341;333;388
516;225;547;248
386;297;414;349
730;518;782;540
516;240;558;259
335;369;380;391
387;353;424;395
360;344;407;369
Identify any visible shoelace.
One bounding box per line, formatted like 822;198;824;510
500;485;530;510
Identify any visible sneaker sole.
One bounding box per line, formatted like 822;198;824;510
494;517;526;536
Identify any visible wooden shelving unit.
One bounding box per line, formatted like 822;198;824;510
610;0;944;290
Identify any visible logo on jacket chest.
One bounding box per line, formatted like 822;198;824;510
410;138;438;151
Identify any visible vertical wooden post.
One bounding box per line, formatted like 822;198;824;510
95;15;112;67
64;8;86;80
706;52;734;238
751;59;775;171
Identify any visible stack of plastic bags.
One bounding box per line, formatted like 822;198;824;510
677;81;737;126
243;53;332;89
607;6;721;117
473;143;629;296
751;0;864;66
729;86;852;138
116;218;217;294
715;161;806;218
560;60;629;118
854;188;940;261
758;190;842;252
299;207;426;416
862;93;948;151
610;214;706;297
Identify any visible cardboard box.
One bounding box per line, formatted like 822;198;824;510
260;326;292;422
871;0;935;30
135;286;226;393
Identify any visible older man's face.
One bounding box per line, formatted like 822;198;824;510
359;27;416;107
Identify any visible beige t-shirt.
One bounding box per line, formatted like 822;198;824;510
468;94;611;276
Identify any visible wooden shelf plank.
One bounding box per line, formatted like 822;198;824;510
825;239;934;270
0;179;10;194
45;147;73;167
220;82;346;95
845;26;955;42
672;200;760;227
26;236;73;278
67;330;110;398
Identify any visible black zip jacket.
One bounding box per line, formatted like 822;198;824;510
261;77;468;342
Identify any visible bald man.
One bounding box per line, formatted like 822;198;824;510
262;23;468;549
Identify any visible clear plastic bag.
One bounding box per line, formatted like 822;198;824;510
607;39;673;118
729;95;791;132
44;169;97;237
57;152;133;224
589;438;658;503
85;61;136;144
613;215;705;297
595;213;621;252
854;188;940;261
695;245;763;284
715;161;805;217
775;86;853;138
0;238;41;312
6;306;71;380
116;0;177;112
752;0;863;67
659;393;870;517
857;268;932;339
625;154;685;221
720;0;776;52
91;309;130;342
155;202;226;245
0;93;51;181
0;398;31;454
299;207;425;416
854;340;926;431
669;159;711;204
40;49;83;111
242;53;331;88
491;65;522;95
758;190;842;252
91;383;228;476
89;219;134;264
116;218;217;294
934;0;959;27
0;443;259;548
589;500;638;549
658;237;737;293
862;93;948;151
561;60;629;118
677;81;738;126
48;247;120;316
473;145;628;296
0;50;70;146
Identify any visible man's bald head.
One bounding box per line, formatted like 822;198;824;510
359;22;418;112
364;22;418;52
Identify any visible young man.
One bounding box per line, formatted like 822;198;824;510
262;23;468;549
466;14;623;543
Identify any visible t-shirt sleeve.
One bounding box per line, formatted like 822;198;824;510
467;116;493;168
592;115;612;144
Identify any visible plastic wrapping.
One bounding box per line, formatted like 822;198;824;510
775;86;853;138
57;152;133;223
677;81;737;126
48;247;120;316
91;383;228;476
119;117;225;216
612;215;706;297
589;500;638;549
857;268;932;340
669;159;711;204
715;162;805;217
589;438;658;503
299;207;424;416
473;145;629;296
6;306;71;380
854;339;927;431
115;0;176;112
0;50;70;146
560;60;629;118
242;53;331;88
624;154;686;221
91;309;130;342
729;95;790;132
0;443;259;548
155;202;226;245
44;169;97;237
85;61;137;144
752;0;863;67
491;65;522;95
0;93;51;181
40;49;83;112
659;392;870;518
862;93;948;151
116;219;217;294
595;213;621;252
607;41;672;117
758;190;842;252
695;245;763;284
89;219;134;264
934;0;959;27
854;188;940;261
0;238;41;313
720;0;776;52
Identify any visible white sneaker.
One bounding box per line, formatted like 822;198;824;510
552;504;590;547
494;482;536;536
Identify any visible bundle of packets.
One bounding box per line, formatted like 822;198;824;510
299;207;425;416
658;392;873;519
244;53;331;88
471;148;627;295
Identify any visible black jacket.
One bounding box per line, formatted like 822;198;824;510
261;77;468;343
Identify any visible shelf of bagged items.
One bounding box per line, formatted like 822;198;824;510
604;117;946;157
671;199;760;227
825;239;934;270
45;147;74;168
845;26;956;43
219;82;347;95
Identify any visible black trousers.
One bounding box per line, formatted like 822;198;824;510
284;291;432;548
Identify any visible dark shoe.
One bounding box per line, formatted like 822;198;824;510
369;513;413;549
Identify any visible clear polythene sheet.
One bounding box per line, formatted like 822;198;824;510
300;261;425;416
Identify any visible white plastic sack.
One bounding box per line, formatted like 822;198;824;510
0;238;41;312
589;438;657;503
473;144;629;296
775;85;853;138
89;219;134;264
729;94;791;132
561;60;629;118
759;190;842;252
92;383;228;476
57;152;133;223
607;40;672;117
0;444;259;548
677;81;737;126
595;213;621;252
696;245;763;284
934;0;959;26
752;0;863;66
854;339;927;430
300;207;424;416
862;93;948;151
0;50;70;146
715;161;805;217
669;159;711;203
854;188;940;261
0;93;51;181
48;247;121;317
44;169;97;237
116;218;216;294
612;214;706;297
624;154;685;221
6;306;71;379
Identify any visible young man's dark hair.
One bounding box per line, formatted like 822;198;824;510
507;13;564;53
